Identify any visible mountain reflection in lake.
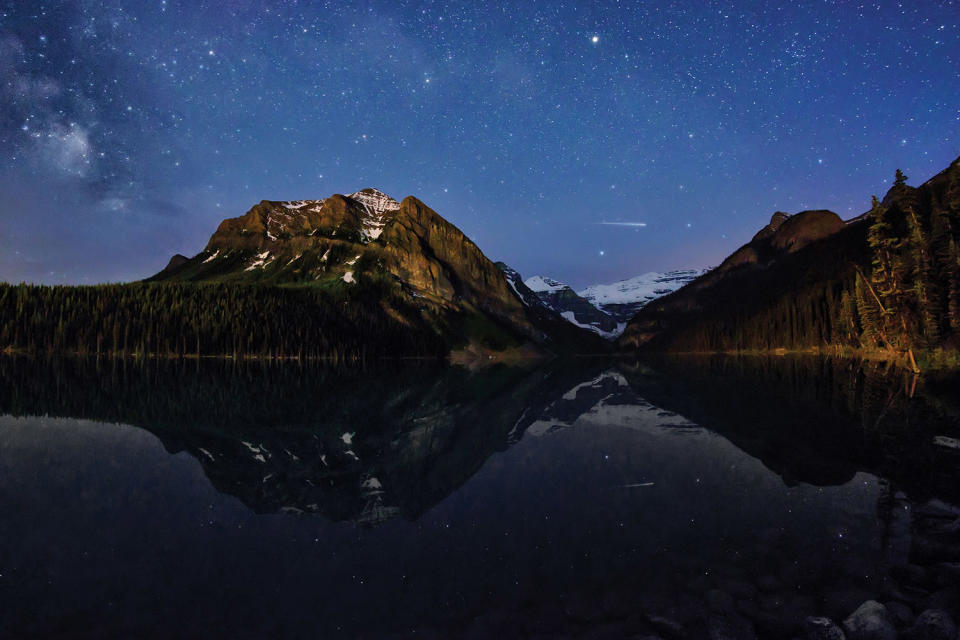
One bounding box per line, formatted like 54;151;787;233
0;356;959;639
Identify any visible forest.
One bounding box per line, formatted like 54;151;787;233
0;279;449;360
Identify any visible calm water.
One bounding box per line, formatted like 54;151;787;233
1;356;958;638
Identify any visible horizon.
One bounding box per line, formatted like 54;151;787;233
1;1;958;290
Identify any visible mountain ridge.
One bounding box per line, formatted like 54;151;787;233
618;155;960;369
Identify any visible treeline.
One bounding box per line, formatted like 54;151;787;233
850;170;960;359
0;280;448;360
636;162;960;367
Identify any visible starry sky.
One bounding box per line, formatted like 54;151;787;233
1;1;958;288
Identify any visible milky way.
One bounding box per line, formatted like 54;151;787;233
1;1;958;286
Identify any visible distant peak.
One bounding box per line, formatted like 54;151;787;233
350;187;391;197
161;254;189;272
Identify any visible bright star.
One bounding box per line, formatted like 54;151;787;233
591;35;599;44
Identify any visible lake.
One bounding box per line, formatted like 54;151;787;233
1;356;959;639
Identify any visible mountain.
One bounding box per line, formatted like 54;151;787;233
618;156;960;369
146;188;604;358
523;274;621;338
151;189;524;317
578;269;708;323
505;269;707;339
1;188;607;359
496;263;616;348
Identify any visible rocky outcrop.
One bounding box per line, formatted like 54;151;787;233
770;210;845;253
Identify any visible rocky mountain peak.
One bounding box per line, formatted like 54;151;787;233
752;211;792;243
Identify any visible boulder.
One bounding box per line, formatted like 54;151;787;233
804;616;847;640
842;601;897;640
905;609;956;640
885;601;915;629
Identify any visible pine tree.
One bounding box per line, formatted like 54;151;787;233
906;209;939;346
865;195;903;348
839;289;859;345
855;275;884;347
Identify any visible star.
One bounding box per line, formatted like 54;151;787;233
591;35;599;44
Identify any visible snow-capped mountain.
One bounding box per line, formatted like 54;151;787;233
497;263;545;309
516;269;707;338
496;263;615;348
579;269;708;323
523;274;621;338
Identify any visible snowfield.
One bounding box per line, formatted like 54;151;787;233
578;269;707;306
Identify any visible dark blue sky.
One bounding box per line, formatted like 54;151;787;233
1;1;958;288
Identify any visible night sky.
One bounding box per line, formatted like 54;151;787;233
1;2;958;288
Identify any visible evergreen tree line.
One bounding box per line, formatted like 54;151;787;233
0;280;448;360
851;170;960;358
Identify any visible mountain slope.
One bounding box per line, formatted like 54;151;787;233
618;156;960;367
149;188;603;357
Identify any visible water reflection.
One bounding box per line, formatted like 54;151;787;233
0;355;958;638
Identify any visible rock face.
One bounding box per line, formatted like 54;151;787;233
770;210;846;252
148;188;602;355
497;263;546;309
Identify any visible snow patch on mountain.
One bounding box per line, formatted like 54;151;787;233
349;188;400;243
282;200;320;210
525;275;567;293
515;268;708;338
245;250;273;271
